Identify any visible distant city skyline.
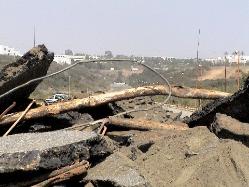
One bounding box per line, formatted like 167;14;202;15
0;0;248;58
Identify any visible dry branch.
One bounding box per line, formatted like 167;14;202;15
4;161;90;187
32;161;89;187
3;100;35;136
108;117;188;130
0;85;230;126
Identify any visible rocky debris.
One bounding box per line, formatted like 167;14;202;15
116;96;185;123
137;140;155;153
107;131;135;146
0;130;110;174
84;153;150;187
0;45;54;108
2;45;249;186
185;78;249;127
162;104;193;119
57;111;94;125
166;111;182;121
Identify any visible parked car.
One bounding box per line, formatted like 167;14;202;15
44;93;69;105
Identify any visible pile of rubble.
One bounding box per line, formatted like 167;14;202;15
1;45;249;186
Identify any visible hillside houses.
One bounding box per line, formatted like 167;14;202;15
205;55;249;65
0;45;22;56
53;54;101;65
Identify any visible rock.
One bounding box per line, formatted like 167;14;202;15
29;123;51;132
84;182;95;187
56;111;94;125
211;113;249;147
0;130;110;174
107;131;135;146
137;140;154;153
84;153;150;187
0;45;54;108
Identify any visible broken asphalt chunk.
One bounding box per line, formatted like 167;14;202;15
0;130;111;174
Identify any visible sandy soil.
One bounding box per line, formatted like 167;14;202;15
106;127;249;186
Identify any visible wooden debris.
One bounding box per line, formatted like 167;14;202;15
169;85;230;99
0;85;230;126
5;160;90;187
32;161;89;187
108;117;188;131
3;100;35;136
0;102;16;121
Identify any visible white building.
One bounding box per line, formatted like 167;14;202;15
0;45;22;56
226;55;249;64
53;55;86;65
205;55;249;65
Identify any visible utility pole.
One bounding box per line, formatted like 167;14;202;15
68;75;71;98
33;26;36;47
234;50;240;90
224;52;228;92
237;51;240;90
195;29;201;108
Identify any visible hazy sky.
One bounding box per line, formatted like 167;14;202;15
0;0;248;58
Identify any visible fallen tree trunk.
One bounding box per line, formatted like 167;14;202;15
108;117;188;131
0;85;230;126
211;113;249;147
169;85;230;99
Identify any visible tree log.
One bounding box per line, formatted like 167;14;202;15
108;117;188;131
169;85;230;99
0;85;230;126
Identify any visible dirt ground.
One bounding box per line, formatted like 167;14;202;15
105;126;249;187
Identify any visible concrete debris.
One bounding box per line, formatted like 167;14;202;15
0;45;54;108
0;130;106;173
84;153;150;187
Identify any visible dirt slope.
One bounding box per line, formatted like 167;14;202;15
106;127;249;186
199;66;249;80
